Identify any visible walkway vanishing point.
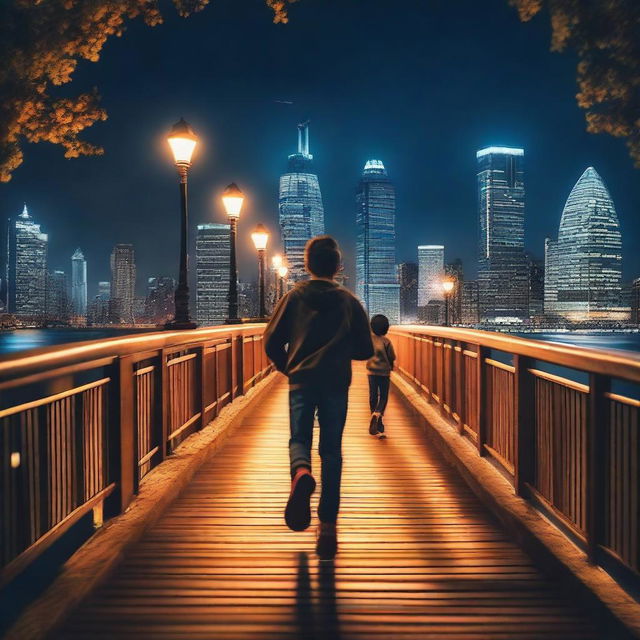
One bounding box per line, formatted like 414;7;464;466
2;325;640;639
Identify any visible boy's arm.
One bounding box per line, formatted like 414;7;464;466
385;338;396;368
264;294;291;373
350;298;374;361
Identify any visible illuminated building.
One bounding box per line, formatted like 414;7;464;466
196;223;230;326
356;159;400;323
71;247;87;318
110;244;136;323
545;167;626;321
477;146;528;322
6;204;48;321
278;122;325;282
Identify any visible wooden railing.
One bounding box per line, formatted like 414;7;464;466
390;325;640;584
0;324;270;586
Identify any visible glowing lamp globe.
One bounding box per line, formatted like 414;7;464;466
442;279;455;294
251;224;269;251
272;254;283;269
277;265;289;279
222;183;245;219
167;118;198;166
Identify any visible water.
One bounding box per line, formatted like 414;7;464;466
0;328;154;355
517;331;640;355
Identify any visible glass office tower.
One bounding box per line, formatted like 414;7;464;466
110;244;136;323
477;146;528;322
196;223;230;326
418;245;444;306
398;261;418;323
278;122;325;283
71;247;87;318
356;159;400;324
6;204;48;320
545;167;625;321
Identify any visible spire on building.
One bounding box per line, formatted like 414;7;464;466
20;203;29;219
72;248;85;260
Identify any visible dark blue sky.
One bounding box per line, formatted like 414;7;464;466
3;0;639;294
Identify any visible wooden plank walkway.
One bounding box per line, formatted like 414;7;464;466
56;367;598;639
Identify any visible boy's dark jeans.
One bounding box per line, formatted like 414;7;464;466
368;374;390;415
289;386;349;523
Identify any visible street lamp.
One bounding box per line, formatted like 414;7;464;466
251;224;270;320
442;278;455;327
166;118;198;329
222;183;245;323
277;265;289;299
272;254;283;270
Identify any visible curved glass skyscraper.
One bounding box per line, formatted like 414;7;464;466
278;123;325;282
356;159;400;323
545;167;625;321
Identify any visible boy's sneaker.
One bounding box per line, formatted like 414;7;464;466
378;417;385;434
369;412;380;435
285;468;316;531
316;522;338;559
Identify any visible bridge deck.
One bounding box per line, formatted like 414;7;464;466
57;368;597;639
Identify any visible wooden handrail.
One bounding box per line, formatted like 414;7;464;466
391;325;640;383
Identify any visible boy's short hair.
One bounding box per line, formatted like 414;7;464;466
370;314;390;336
305;235;341;278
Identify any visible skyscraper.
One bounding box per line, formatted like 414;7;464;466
445;259;464;325
6;204;48;320
418;245;445;324
278;122;325;282
461;280;480;325
145;276;175;325
196;223;230;326
477;146;528;322
71;247;87;318
110;244;136;323
526;253;544;319
46;270;70;325
355;159;400;323
545;167;626;321
398;262;418;323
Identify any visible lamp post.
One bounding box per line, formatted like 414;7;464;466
166;118;198;329
442;278;455;327
277;265;288;299
222;183;245;324
251;224;269;320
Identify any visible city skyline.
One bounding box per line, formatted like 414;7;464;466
1;0;637;294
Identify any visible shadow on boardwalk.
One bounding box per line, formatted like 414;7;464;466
56;368;598;639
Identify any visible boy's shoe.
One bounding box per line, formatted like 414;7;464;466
378;417;385;434
316;522;338;559
369;412;380;435
285;467;316;531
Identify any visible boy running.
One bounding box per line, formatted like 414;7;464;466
264;236;373;558
366;314;396;437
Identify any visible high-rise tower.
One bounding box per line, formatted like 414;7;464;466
278;122;325;282
545;167;625;321
356;159;400;323
477;146;528;322
6;204;48;320
196;223;230;326
110;244;136;323
71;247;87;318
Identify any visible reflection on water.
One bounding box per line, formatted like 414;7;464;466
518;332;640;355
0;328;153;355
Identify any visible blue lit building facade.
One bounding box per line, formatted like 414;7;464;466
356;160;400;324
477;147;528;322
545;167;625;321
196;223;230;326
71;247;87;318
6;204;48;320
278;123;325;282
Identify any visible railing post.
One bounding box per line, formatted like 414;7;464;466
455;344;466;435
514;355;535;496
197;344;207;429
586;373;610;562
157;349;169;461
108;355;136;514
476;345;487;455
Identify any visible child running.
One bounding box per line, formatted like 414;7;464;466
264;235;373;559
366;314;396;438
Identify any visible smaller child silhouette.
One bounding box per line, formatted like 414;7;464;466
366;314;396;438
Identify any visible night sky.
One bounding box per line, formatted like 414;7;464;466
3;0;639;296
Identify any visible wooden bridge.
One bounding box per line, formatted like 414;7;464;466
1;325;639;638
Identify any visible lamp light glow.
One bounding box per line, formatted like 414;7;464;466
222;183;245;219
272;254;283;269
442;279;455;294
167;118;198;166
278;265;289;279
251;224;269;251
